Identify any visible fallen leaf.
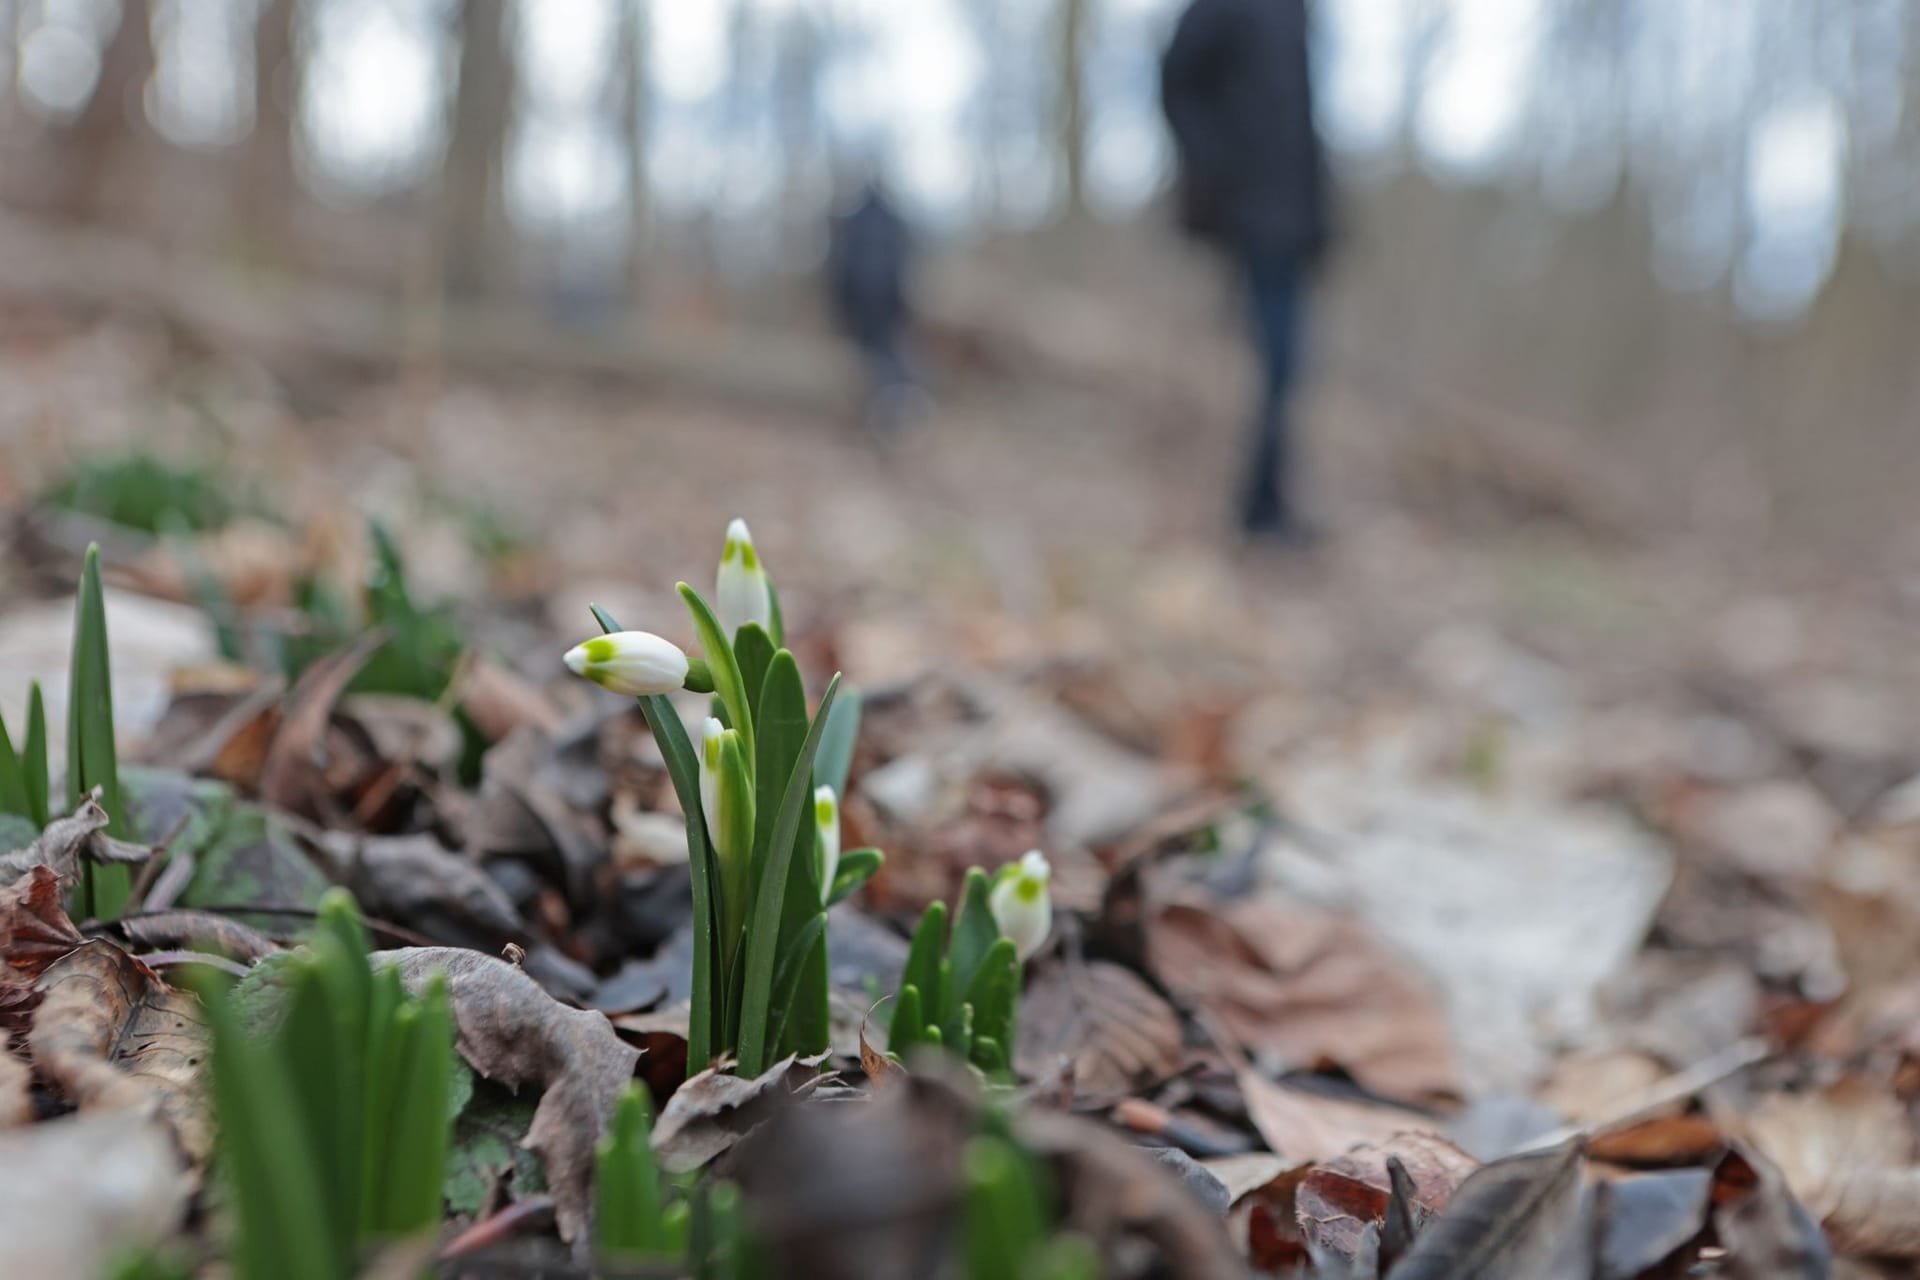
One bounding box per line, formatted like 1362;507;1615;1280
0;1108;190;1278
861;1009;906;1091
1237;1065;1439;1165
1148;895;1460;1102
377;946;639;1244
1388;1136;1591;1280
1295;1132;1479;1260
1745;1081;1920;1257
1016;959;1183;1098
1594;1169;1712;1280
1;864;84;982
1265;749;1672;1092
0;794;155;888
1711;1142;1832;1278
652;1055;827;1175
258;632;384;821
459;656;562;742
117;908;281;963
1018;1107;1245;1280
323;831;525;948
1199;1152;1290;1205
29;940;211;1163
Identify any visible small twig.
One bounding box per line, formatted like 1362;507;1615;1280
1520;1037;1772;1152
137;949;252;978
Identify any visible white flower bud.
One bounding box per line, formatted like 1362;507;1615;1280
989;850;1052;963
563;631;689;697
698;717;725;851
815;785;840;903
714;518;773;637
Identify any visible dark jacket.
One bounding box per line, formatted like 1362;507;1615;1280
827;186;911;350
1160;0;1330;267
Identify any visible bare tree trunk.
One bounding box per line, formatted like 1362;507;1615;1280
244;0;301;252
55;0;154;222
1054;0;1088;219
441;0;515;301
613;0;651;293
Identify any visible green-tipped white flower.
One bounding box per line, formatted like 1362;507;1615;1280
715;518;772;637
563;631;689;697
815;785;840;904
698;717;725;851
989;850;1052;963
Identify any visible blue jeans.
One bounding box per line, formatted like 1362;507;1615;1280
1240;258;1306;535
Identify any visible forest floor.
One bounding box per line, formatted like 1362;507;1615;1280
2;297;1920;1277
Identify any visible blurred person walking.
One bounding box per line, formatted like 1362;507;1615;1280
1161;0;1330;545
827;178;925;442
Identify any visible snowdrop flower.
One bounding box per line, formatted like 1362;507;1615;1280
715;518;772;637
815;785;840;903
989;850;1052;963
698;717;725;851
563;631;689;697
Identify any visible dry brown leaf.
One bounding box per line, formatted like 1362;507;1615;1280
1147;895;1459;1101
1236;1064;1439;1165
1;864;84;982
1017;1107;1245;1280
378;946;639;1244
28;940;211;1163
861;1010;906;1091
258;631;384;819
1016;959;1183;1098
118;909;281;963
0;1108;190;1278
1745;1081;1920;1257
652;1055;827;1175
1389;1135;1591;1280
1295;1132;1479;1259
0;795;155;888
460;656;562;742
1200;1152;1291;1206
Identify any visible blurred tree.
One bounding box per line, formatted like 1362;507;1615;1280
1053;0;1088;218
442;0;516;300
612;0;651;293
243;0;301;251
55;0;154;222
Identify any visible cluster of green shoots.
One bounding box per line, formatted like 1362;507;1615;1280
963;1122;1098;1280
595;1083;759;1275
0;545;129;918
565;520;879;1075
889;869;1023;1075
202;890;452;1280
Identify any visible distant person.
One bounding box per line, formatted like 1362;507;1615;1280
1161;0;1331;545
826;179;924;441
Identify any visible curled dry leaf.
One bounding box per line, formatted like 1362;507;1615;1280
1294;1131;1479;1261
1147;895;1460;1102
1710;1142;1832;1279
1744;1080;1920;1258
29;940;212;1164
652;1055;828;1176
860;1008;906;1091
1388;1136;1591;1280
0;1108;190;1279
118;908;281;963
0;795;155;888
1;864;84;986
377;946;639;1245
258;632;384;821
1015;958;1183;1098
327;831;524;947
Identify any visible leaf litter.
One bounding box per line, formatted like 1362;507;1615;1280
3;320;1920;1274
